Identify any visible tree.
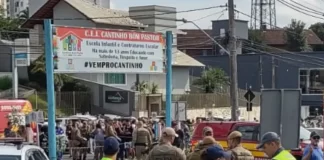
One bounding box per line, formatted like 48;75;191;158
243;29;267;53
193;67;229;93
18;8;29;20
309;22;324;41
31;53;73;107
285;19;310;52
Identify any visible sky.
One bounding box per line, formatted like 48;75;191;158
110;0;324;29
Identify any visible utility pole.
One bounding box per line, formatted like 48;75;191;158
228;0;239;121
272;56;275;88
259;55;263;89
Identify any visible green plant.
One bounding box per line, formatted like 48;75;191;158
0;76;12;90
27;94;68;117
135;81;148;94
193;67;229;93
148;82;159;94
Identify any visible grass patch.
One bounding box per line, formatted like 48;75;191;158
27;94;71;117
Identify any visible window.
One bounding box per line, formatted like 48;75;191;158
15;2;19;7
20;1;23;6
235;125;258;141
299;69;324;94
33;150;48;160
104;73;126;85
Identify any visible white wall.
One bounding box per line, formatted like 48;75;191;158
73;67;191;95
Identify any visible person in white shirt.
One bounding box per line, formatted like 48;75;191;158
26;124;34;143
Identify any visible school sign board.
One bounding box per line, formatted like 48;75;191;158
52;26;164;73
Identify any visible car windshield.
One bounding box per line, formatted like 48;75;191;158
0;155;21;160
300;126;311;140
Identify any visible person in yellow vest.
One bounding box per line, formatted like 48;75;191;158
101;137;120;160
257;132;296;160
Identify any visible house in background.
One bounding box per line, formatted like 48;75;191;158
178;19;323;57
22;0;204;115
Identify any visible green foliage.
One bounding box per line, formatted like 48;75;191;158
31;54;73;91
193;67;229;93
309;22;324;41
148;82;159;94
0;76;12;90
243;30;267;53
135;81;148;94
27;94;68;117
18;8;29;20
285;19;311;52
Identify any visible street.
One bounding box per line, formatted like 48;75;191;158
62;154;94;160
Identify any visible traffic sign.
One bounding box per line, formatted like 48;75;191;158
244;89;255;102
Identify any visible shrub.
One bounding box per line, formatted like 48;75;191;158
0;76;12;90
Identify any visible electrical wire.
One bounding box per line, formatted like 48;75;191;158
25;5;226;21
288;0;324;15
277;0;324;20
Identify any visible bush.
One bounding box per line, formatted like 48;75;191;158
0;76;12;90
27;94;68;117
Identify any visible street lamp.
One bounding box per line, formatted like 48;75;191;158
179;18;230;55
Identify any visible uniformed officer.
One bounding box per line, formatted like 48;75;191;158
257;132;296;160
192;126;214;151
132;121;152;160
71;122;85;160
80;121;90;160
146;127;186;160
187;136;223;160
227;131;254;160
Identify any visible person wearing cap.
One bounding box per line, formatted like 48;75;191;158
102;137;120;160
201;145;231;160
227;131;254;160
302;131;323;160
187;136;223;160
192;126;214;151
146;127;186;160
132;121;152;160
257;132;295;160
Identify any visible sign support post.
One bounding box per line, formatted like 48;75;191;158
44;19;57;160
11;48;18;98
165;31;172;127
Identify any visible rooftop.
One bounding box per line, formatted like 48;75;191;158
22;0;146;29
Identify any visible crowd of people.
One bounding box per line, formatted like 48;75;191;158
3;116;324;160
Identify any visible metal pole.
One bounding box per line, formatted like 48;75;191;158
44;19;57;160
228;0;239;121
165;31;173;127
272;56;276;89
73;91;76;114
259;55;263;89
11;47;18;99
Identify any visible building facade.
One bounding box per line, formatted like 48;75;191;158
192;52;324;109
22;0;204;115
7;0;28;18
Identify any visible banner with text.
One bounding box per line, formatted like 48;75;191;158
52;26;164;73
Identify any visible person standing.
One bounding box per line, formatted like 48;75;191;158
56;123;68;160
101;137;120;160
200;145;231;160
302;131;323;160
257;132;295;160
187;136;223;160
93;123;105;160
146;127;185;160
226;131;254;160
132;121;152;160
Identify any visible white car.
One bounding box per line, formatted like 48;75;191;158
0;138;49;160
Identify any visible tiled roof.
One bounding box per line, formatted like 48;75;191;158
172;49;205;67
177;29;323;49
177;29;214;49
262;29;323;45
21;0;146;28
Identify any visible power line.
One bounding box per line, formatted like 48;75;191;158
277;0;324;20
25;5;226;21
288;0;324;15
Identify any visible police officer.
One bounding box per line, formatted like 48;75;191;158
80;121;90;160
102;137;120;160
71;122;86;160
227;131;254;160
132;121;152;160
187;136;223;160
257;132;296;160
147;127;186;160
192;126;214;151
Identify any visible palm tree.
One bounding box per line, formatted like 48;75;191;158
31;53;73;107
193;67;229;93
18;8;29;20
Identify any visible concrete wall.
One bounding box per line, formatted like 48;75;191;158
80;80;135;116
74;66;191;94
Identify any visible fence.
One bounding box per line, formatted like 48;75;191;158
135;92;261;111
27;91;92;117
